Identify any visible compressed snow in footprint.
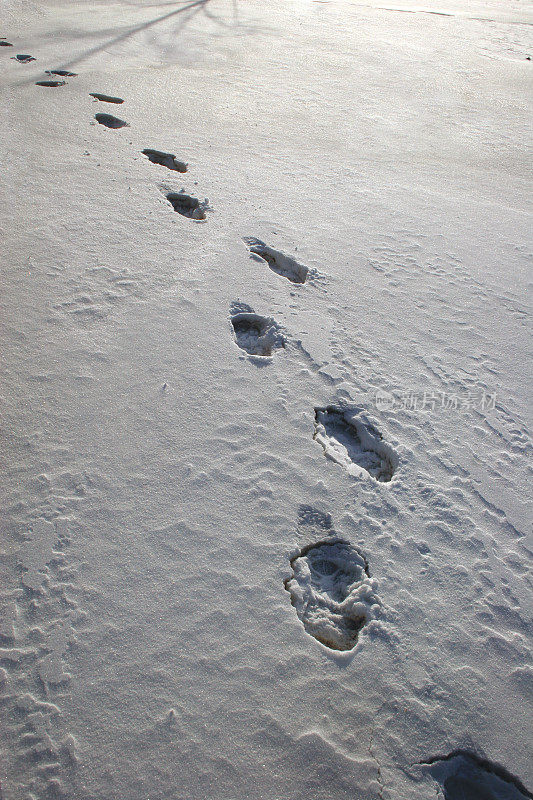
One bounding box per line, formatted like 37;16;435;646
231;312;285;357
314;407;398;482
285;539;382;651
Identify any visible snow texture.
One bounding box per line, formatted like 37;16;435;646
1;0;531;798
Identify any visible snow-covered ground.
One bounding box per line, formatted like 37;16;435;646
1;1;532;798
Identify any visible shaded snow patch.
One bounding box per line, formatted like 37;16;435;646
313;407;398;482
284;539;381;651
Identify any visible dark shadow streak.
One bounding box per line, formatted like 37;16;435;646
12;0;210;87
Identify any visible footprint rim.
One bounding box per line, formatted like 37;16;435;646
12;53;35;62
47;69;77;77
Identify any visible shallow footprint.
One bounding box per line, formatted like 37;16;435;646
11;53;35;63
164;190;208;221
230;307;285;357
36;80;66;87
143;149;187;173
94;113;129;129
244;237;308;284
313;406;398;482
285;539;381;651
90;92;124;104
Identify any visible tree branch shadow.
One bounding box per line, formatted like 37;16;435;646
12;0;214;86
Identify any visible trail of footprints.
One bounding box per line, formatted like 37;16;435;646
5;30;396;657
5;31;529;800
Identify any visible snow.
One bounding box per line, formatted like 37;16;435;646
0;0;531;798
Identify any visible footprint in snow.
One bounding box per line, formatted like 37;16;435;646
47;69;77;77
94;113;129;129
90;93;124;104
143;149;187;173
421;751;533;800
230;303;285;358
164;190;209;221
313;406;398;482
0;39;13;47
285;538;381;651
244;237;309;284
36;80;66;87
11;53;35;63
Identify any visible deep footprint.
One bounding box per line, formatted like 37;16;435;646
36;80;66;87
165;191;208;221
313;407;398;482
90;93;124;104
11;54;35;62
244;237;308;284
230;309;285;357
94;113;129;129
284;539;381;651
421;751;533;800
143;149;187;173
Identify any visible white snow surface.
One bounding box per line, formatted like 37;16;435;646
1;0;532;798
